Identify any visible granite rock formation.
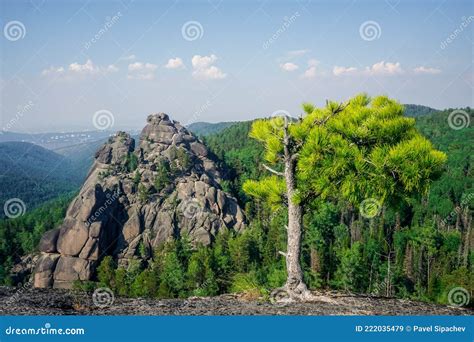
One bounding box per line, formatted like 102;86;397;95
34;113;245;289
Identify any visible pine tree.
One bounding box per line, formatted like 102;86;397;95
154;159;171;192
243;94;446;301
97;256;116;288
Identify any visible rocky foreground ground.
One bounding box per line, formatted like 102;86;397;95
0;287;471;316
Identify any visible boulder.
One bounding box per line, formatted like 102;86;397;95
53;256;94;288
33;254;60;288
56;222;89;257
38;228;60;253
190;141;208;157
95;132;135;165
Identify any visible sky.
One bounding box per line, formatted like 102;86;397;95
0;0;473;133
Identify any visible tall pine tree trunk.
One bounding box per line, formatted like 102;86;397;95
282;118;311;300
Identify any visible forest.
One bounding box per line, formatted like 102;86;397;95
0;101;472;307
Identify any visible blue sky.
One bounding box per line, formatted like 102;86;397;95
1;0;472;132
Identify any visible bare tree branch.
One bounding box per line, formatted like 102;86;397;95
262;163;284;176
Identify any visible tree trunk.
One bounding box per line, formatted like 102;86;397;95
283;155;311;300
279;117;312;301
461;207;472;266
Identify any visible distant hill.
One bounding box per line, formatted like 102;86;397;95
53;139;108;181
403;104;438;117
187;121;237;136
187;104;437;137
0;142;82;217
0;130;115;150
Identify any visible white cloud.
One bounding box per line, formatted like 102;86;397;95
191;54;226;80
194;66;227;80
41;66;65;76
302;66;316;79
106;64;119;73
287;49;309;58
414;66;441;74
333;66;358;76
192;54;217;69
41;59;117;78
128;62;157;72
120;54;136;61
278;50;310;63
366;61;403;75
165;57;185;69
307;59;319;67
127;62;158;80
330;62;408;77
300;59;320;79
280;62;299;72
69;59;100;74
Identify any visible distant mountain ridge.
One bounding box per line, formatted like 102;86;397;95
188;104;439;137
186;121;237;136
403;104;439;117
0;142;82;217
0;130;115;150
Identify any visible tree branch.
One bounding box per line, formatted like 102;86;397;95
262;163;284;176
314;101;350;126
300;189;322;206
290;153;299;162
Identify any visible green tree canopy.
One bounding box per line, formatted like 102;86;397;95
244;94;446;209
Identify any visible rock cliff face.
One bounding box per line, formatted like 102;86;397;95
34;113;245;289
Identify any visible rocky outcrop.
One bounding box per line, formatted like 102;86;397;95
33;113;246;289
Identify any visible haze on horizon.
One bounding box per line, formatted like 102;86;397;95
1;0;472;133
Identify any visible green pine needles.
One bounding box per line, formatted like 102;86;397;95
244;93;446;210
